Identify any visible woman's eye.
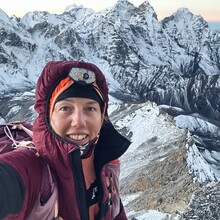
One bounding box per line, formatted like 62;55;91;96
87;107;96;112
60;106;71;111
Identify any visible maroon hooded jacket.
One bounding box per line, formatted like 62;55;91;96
0;61;130;219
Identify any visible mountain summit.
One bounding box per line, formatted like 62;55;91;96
0;0;219;122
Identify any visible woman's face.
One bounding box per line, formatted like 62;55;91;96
50;97;103;146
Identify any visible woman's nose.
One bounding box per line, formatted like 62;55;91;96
71;110;86;127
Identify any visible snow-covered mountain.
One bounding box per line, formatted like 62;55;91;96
1;0;220;219
109;103;220;219
0;0;220;120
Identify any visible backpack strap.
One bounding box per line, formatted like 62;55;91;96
11;123;33;137
3;124;36;152
40;161;53;204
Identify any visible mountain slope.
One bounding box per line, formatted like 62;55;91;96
0;0;220;121
109;103;220;219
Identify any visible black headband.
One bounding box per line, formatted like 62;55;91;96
55;83;104;107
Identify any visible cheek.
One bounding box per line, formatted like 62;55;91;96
50;114;68;136
92;115;103;133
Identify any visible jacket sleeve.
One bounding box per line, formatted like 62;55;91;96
0;162;25;219
0;149;43;219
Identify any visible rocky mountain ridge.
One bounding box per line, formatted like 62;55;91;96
0;0;220;121
109;103;220;219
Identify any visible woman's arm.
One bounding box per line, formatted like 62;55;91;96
0;149;43;219
0;162;25;219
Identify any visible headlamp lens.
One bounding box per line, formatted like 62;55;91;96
69;67;96;84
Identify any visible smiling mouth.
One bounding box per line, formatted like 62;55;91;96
68;134;87;141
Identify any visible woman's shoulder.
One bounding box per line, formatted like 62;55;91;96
0;148;42;168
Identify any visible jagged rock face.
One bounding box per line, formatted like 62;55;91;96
0;0;220;121
108;103;220;220
0;90;36;123
122;145;198;214
180;183;220;220
108;103;199;216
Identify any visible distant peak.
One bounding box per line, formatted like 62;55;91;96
0;8;11;24
139;0;155;11
112;0;137;12
117;0;129;3
137;0;158;19
173;7;206;22
114;0;133;7
140;0;151;6
175;7;193;17
65;4;84;12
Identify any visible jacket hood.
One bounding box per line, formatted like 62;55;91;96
34;61;109;121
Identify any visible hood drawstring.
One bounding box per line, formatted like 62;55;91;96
79;135;99;159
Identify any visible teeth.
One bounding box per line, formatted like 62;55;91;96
69;135;87;141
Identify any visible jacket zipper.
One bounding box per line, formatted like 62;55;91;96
69;149;89;220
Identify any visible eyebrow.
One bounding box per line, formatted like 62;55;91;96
85;101;99;105
60;98;99;105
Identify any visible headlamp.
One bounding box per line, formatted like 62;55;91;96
69;67;96;85
68;67;105;103
49;66;106;119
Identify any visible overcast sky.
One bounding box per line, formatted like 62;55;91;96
0;0;219;22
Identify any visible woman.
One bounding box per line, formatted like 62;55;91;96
0;61;130;220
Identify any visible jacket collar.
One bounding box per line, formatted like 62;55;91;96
94;121;130;170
